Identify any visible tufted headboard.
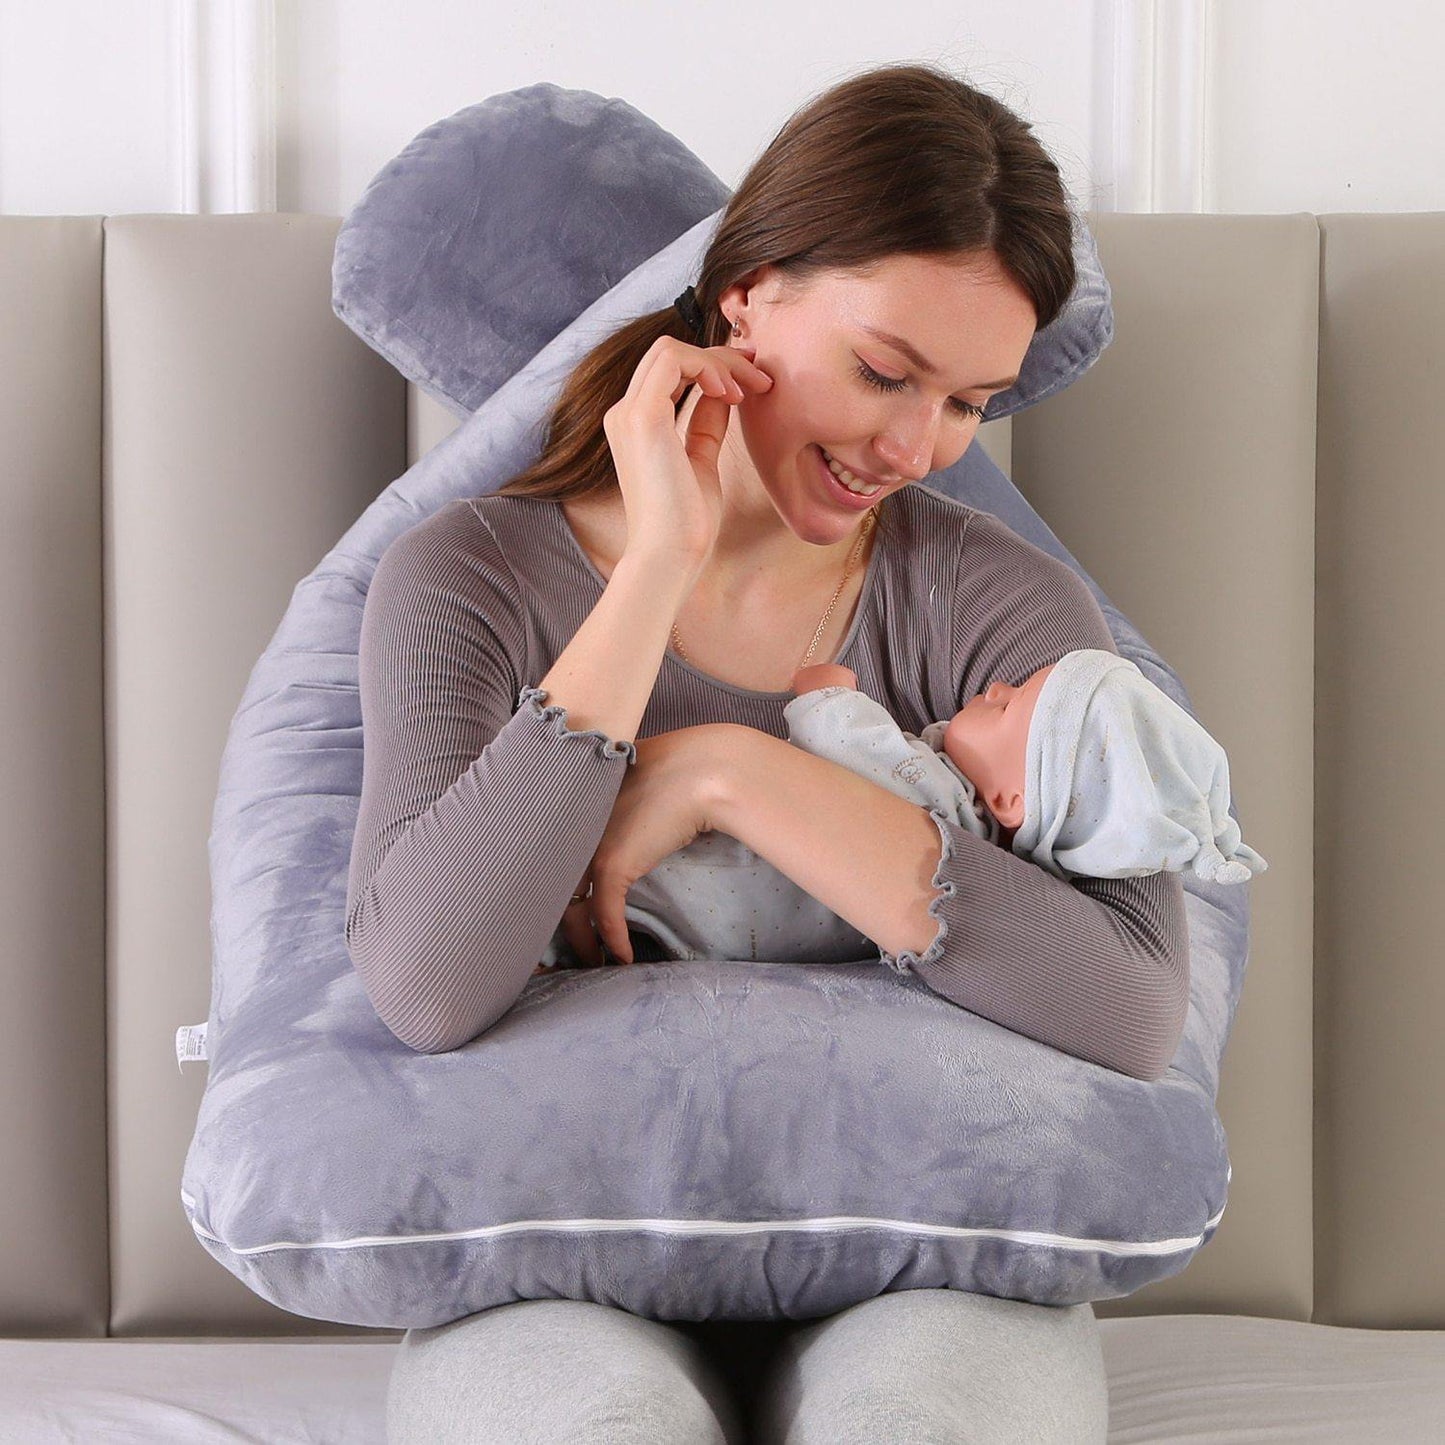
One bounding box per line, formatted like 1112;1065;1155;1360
1;209;1440;1339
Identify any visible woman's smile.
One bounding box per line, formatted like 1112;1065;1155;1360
819;446;887;493
811;444;884;511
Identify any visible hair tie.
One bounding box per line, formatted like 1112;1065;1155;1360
673;284;705;338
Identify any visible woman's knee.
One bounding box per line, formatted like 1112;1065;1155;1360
753;1288;1108;1445
387;1298;745;1445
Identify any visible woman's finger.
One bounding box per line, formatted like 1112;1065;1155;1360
589;877;634;965
559;878;604;967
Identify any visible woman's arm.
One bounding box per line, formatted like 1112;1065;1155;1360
711;513;1192;1083
712;726;1188;1083
345;502;661;1054
536;550;696;751
708;727;959;961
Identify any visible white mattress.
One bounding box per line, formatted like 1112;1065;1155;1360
0;1336;398;1443
1099;1312;1445;1442
3;1315;1444;1442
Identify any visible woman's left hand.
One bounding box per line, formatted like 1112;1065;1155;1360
581;723;738;965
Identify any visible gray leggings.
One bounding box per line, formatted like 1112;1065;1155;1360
386;1287;1109;1443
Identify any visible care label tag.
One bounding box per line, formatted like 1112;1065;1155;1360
175;1021;209;1072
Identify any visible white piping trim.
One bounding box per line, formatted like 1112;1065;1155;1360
181;1186;1226;1260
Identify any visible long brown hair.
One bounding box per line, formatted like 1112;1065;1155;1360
491;61;1077;543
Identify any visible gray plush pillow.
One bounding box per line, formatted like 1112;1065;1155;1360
179;85;1245;1330
330;81;1114;423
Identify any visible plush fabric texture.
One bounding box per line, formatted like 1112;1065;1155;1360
330;82;1115;424
179;86;1249;1330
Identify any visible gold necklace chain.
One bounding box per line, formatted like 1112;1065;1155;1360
669;506;878;674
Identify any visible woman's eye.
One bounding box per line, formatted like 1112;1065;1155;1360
854;359;986;421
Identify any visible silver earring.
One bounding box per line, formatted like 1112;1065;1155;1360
731;318;741;336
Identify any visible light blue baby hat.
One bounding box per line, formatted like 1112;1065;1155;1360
1009;649;1269;885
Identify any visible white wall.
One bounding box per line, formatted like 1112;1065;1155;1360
1;0;1440;221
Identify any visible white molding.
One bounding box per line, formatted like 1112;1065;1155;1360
168;0;203;213
1097;0;1211;214
1108;0;1153;213
230;0;277;213
1153;0;1208;212
166;0;276;214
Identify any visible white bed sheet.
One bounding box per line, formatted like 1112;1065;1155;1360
1100;1313;1445;1442
0;1336;398;1444
5;1315;1445;1442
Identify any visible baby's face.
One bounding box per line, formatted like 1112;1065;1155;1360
942;662;1058;832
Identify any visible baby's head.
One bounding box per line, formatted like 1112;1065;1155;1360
949;651;1267;883
940;662;1057;845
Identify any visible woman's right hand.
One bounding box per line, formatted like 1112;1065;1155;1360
601;336;773;569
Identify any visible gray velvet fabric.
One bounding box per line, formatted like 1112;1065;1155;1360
330;81;1114;423
179;85;1248;1330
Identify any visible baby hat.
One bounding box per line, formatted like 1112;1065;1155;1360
1009;649;1269;885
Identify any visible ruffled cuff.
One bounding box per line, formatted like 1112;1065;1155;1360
875;806;959;976
516;685;637;765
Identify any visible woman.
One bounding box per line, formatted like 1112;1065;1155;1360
361;60;1187;1442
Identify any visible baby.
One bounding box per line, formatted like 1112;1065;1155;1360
535;647;1266;972
788;650;1268;885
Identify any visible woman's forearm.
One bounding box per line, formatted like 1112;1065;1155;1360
710;727;946;960
537;551;696;749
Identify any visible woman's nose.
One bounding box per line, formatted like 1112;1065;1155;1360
873;414;944;480
874;441;932;482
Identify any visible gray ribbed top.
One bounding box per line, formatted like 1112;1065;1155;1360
345;484;1189;1078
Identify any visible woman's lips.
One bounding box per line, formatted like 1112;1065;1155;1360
813;445;883;509
821;447;887;488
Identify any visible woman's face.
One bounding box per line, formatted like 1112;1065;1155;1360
716;250;1039;545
